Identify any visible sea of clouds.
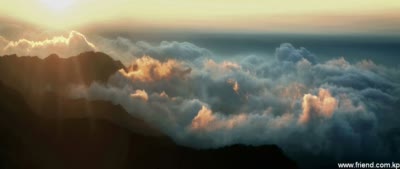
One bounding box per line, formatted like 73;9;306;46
1;30;400;164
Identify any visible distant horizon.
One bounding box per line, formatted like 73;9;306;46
2;15;400;40
1;0;400;35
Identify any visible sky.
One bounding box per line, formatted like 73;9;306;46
1;1;400;168
1;0;400;34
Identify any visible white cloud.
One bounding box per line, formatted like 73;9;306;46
61;41;400;162
1;31;96;58
299;88;338;124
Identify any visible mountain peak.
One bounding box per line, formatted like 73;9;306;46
45;53;60;59
0;51;125;95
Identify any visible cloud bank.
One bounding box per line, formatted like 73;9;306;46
2;29;399;165
69;41;400;164
94;36;212;65
0;31;96;58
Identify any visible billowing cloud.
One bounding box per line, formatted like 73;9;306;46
118;56;191;82
65;42;400;165
2;23;399;168
0;31;96;58
190;106;216;130
190;106;247;132
299;88;338;124
0;30;211;67
94;36;212;65
275;43;317;64
130;89;149;101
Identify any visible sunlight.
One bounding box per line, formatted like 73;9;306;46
40;0;74;11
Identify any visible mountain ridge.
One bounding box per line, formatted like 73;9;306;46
0;51;124;95
0;52;298;169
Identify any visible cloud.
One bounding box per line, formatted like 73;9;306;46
118;56;191;82
0;30;211;67
2;23;399;167
134;41;212;61
68;42;400;165
227;79;240;94
130;89;149;101
275;43;317;64
190;106;216;130
190;106;247;132
1;31;96;58
94;36;212;65
299;88;338;124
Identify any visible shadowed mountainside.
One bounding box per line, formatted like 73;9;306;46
0;81;298;169
0;51;124;96
0;52;298;169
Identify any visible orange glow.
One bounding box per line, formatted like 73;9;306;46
205;60;241;74
191;106;216;130
299;88;338;124
0;0;400;33
191;106;247;131
119;56;190;82
227;79;240;94
130;90;149;101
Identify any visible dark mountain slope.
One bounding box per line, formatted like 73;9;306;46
0;52;298;169
0;51;124;96
0;81;298;169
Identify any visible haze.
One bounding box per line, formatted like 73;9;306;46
1;0;400;34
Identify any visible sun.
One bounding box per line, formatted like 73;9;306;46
40;0;75;11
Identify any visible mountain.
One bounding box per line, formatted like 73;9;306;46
0;81;298;169
0;51;124;96
0;52;298;169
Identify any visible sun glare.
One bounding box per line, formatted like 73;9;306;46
41;0;74;11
